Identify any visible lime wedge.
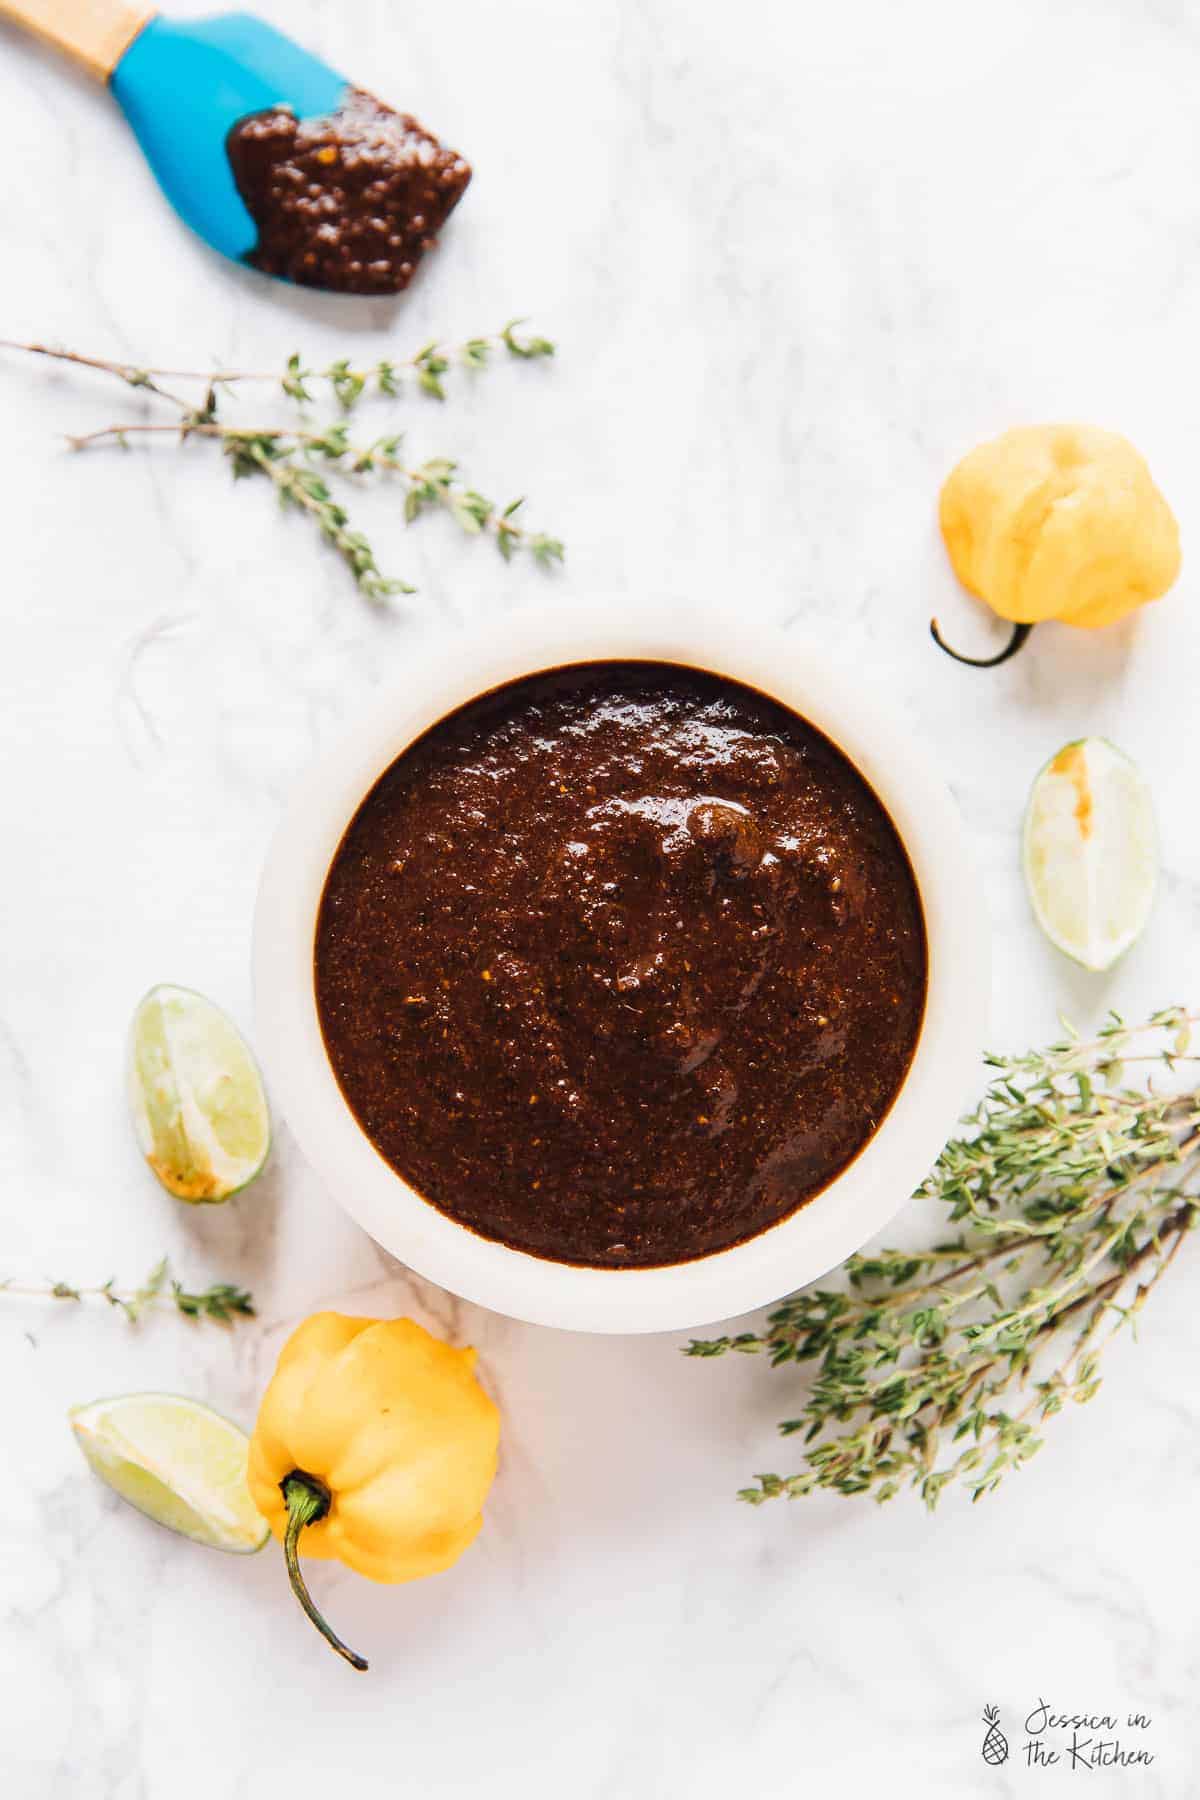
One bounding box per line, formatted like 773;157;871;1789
1022;738;1157;972
128;985;270;1202
69;1393;269;1553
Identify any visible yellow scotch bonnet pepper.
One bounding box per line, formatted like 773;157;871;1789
247;1312;500;1671
932;424;1181;667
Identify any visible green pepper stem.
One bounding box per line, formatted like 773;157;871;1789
281;1473;368;1672
930;617;1034;668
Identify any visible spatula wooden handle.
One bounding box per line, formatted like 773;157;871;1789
0;0;154;78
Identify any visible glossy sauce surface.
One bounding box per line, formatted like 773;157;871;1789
226;88;470;293
315;664;928;1267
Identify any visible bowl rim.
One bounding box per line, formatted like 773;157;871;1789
252;601;990;1334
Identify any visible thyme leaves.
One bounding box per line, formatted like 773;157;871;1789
2;1258;255;1327
689;1008;1200;1508
0;322;561;600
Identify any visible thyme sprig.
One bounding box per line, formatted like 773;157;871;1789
57;418;563;599
688;1008;1200;1509
0;322;561;599
283;319;556;406
0;320;553;407
2;1258;255;1326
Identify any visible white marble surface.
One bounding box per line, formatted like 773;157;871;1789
2;0;1200;1793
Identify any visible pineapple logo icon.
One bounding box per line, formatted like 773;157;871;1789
981;1705;1009;1766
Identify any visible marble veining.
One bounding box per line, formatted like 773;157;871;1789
2;0;1199;1793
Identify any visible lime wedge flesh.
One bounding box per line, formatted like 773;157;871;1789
128;984;270;1202
1022;738;1157;972
69;1393;269;1553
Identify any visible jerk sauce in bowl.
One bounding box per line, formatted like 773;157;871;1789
314;663;927;1270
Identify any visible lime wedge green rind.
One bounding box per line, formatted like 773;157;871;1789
69;1392;269;1554
128;984;270;1203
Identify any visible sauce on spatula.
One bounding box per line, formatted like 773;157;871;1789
226;87;470;294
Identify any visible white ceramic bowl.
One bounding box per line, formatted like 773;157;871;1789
253;603;989;1334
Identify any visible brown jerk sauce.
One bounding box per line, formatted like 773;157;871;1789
315;664;928;1269
226;88;470;294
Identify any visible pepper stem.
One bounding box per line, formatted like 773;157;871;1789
930;617;1034;668
281;1473;368;1672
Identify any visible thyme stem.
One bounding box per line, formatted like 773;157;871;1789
60;420;563;570
1;322;561;597
0;1258;254;1325
689;1007;1200;1508
0;320;553;400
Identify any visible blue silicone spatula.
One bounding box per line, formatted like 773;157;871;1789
1;1;469;292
